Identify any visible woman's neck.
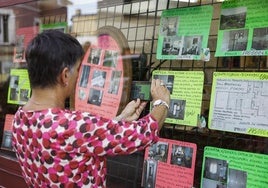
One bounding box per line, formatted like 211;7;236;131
24;87;67;110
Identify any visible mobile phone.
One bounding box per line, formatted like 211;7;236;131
130;81;151;101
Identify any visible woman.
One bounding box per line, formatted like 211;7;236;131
12;30;170;188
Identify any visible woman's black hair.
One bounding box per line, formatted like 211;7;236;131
26;30;84;88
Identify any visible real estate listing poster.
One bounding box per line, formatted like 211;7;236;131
201;146;268;188
157;5;213;61
142;138;197;188
75;27;131;119
7;69;31;105
1;114;14;151
208;72;268;137
215;0;268;57
152;70;204;126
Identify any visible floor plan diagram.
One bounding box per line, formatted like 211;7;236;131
209;75;268;137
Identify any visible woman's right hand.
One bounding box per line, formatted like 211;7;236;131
151;79;170;105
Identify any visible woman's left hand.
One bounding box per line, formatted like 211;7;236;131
114;99;147;122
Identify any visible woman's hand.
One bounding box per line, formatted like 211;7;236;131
151;79;170;104
114;98;147;122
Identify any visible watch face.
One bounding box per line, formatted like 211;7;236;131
154;99;162;105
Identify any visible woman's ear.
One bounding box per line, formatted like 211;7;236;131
60;67;70;86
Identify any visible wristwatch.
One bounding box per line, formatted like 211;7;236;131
153;99;169;109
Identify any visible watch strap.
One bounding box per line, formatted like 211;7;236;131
153;100;169;110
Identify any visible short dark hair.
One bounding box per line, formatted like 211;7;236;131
26;30;84;88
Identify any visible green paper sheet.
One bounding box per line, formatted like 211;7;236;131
152;70;204;126
157;5;213;61
40;22;67;33
7;69;31;105
201;146;268;188
215;0;268;57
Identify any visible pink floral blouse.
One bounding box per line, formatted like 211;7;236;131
12;107;159;188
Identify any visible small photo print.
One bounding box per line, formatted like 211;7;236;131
108;70;121;95
153;74;174;94
88;48;101;64
143;159;158;188
9;75;19;101
181;36;203;55
20;89;29;102
91;70;106;88
202;157;228;188
168;99;186;120
221;29;249;52
202;157;247;188
219;7;247;30
159;16;179;36
170;145;193;168
79;65;90;88
162;36;183;55
147;141;169;163
88;88;103;106
252;27;268;50
103;50;119;67
14;47;25;62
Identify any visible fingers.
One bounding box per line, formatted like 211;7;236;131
137;101;147;113
151;78;170;104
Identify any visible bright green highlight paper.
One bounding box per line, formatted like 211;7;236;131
152;70;204;126
157;5;212;60
215;0;268;57
208;72;268;137
201;146;268;188
40;22;67;33
7;69;31;105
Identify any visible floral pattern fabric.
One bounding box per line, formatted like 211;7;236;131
12;107;159;188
